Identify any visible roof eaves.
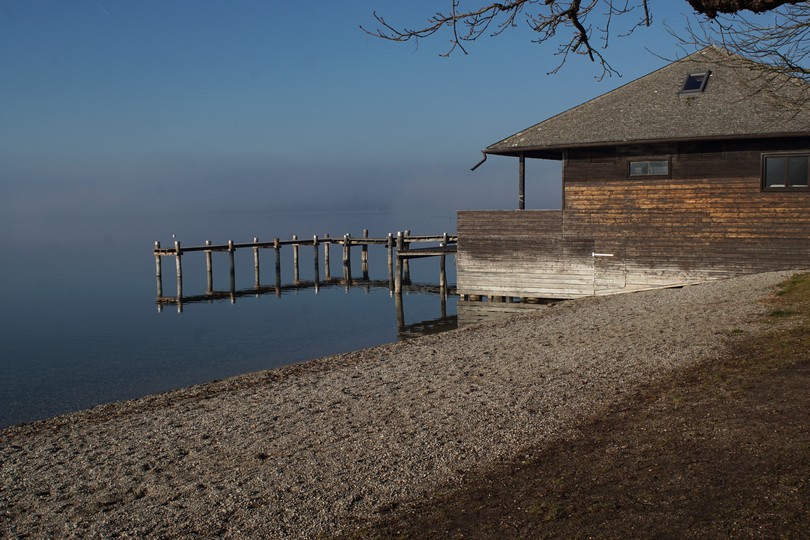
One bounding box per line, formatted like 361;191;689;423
484;131;810;157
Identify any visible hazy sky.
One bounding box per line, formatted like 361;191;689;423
1;1;699;220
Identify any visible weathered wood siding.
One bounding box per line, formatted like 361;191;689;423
565;139;810;292
458;138;810;299
457;210;595;298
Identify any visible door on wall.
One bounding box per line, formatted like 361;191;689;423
593;250;626;294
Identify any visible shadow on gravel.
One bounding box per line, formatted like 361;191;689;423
347;274;810;539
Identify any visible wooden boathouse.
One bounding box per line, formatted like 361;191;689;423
458;46;810;300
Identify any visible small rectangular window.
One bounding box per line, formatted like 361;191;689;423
763;154;810;190
629;160;669;177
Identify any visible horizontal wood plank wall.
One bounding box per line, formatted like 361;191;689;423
457;210;595;298
566;139;810;293
458;138;810;299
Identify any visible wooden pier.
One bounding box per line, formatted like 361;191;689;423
153;230;458;339
154;230;457;307
152;229;567;337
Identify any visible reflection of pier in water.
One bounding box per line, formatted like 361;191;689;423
154;230;458;339
156;278;458;340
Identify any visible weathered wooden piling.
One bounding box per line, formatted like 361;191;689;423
155;241;163;298
204;240;213;294
395;289;405;333
342;233;352;282
228;240;235;293
387;233;394;272
439;251;447;294
440;232;449;294
253;237;261;288
441;290;447;319
395;231;404;294
313;235;320;292
292;235;300;285
362;229;369;279
274;237;281;294
387;233;394;292
324;233;331;279
174;240;183;300
403;230;411;283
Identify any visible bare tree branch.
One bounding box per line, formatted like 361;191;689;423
361;1;652;79
363;1;809;88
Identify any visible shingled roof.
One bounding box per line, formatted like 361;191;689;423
486;46;810;158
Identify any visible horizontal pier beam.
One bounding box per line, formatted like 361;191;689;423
154;234;458;256
398;246;457;259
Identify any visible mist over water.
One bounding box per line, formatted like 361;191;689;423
0;209;458;428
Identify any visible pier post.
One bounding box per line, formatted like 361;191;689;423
361;229;369;280
387;233;394;293
395;231;404;294
292;235;300;285
313;235;320;293
395;288;405;334
439;251;447;295
155;241;163;298
324;233;331;280
441;289;447;319
343;233;352;283
228;240;235;299
174;240;183;301
440;232;449;295
253;237;260;288
204;240;213;294
274;237;281;296
403;230;411;283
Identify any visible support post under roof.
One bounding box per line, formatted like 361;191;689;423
519;153;525;210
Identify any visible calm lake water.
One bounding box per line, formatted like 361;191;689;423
0;210;457;428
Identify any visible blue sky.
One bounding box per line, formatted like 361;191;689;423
1;1;699;219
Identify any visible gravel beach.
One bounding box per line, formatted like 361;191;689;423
0;271;794;539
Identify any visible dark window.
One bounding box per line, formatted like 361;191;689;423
629;160;669;177
763;154;810;190
680;71;710;94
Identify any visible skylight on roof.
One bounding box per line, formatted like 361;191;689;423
680;71;710;94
